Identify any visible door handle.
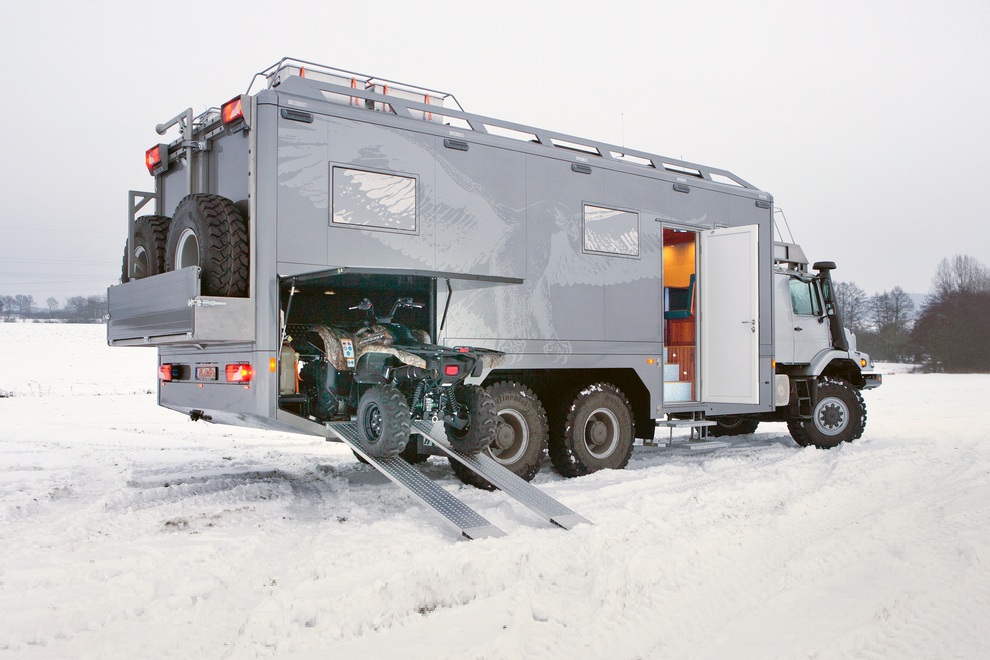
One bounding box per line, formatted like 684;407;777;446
794;326;803;331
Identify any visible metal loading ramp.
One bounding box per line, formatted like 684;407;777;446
324;421;590;539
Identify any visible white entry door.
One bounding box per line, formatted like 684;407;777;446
699;225;760;404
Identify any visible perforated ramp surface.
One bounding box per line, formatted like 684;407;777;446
325;422;504;540
412;421;591;530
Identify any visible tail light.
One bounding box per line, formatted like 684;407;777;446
225;363;253;382
444;365;459;377
159;364;173;381
146;144;168;175
221;95;249;133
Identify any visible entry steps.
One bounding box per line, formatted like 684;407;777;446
325;421;589;540
650;418;730;451
663;346;693;403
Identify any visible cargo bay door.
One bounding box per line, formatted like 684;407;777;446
699;225;760;404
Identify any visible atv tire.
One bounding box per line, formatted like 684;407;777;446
356;385;411;459
444;385;497;456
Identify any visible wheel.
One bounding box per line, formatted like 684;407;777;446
449;381;548;490
122;215;170;282
787;377;866;449
355;385;411;458
165;194;249;297
709;417;760;437
549;383;634;478
444;385;497;455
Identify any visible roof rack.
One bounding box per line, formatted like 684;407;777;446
248;57;759;191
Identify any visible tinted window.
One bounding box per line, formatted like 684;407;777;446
583;205;639;257
332;167;417;232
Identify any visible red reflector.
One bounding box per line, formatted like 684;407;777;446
444;365;459;377
226;363;253;382
457;347;470;353
159;364;173;381
221;96;243;125
145;145;162;175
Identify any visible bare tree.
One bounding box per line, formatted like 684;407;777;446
47;297;59;313
931;255;990;299
14;294;34;317
868;287;915;360
834;281;868;334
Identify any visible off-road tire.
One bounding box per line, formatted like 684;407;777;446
549;382;634;478
166;194;249;297
787;376;866;449
444;385;497;456
450;381;548;490
356;385;411;459
122;214;171;282
709;417;760;437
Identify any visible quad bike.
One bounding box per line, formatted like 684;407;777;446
289;298;503;460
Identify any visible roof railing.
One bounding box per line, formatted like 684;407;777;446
248;57;759;191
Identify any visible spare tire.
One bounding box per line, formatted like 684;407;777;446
166;194;249;297
122;214;170;283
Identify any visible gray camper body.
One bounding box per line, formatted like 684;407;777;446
108;59;879;477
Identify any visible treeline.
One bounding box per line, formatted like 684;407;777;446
0;294;107;323
836;255;990;372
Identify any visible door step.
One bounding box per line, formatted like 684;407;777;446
651;418;718;446
325;422;505;540
412;421;590;530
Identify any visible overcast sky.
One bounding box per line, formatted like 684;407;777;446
1;0;987;303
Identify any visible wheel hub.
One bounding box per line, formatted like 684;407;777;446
588;420;609;446
813;396;849;436
819;404;844;428
365;405;382;444
494;422;515;450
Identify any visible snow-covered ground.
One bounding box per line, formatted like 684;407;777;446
1;324;988;658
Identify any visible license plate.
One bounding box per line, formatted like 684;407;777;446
196;366;217;381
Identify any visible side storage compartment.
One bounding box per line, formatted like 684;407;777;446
107;267;255;346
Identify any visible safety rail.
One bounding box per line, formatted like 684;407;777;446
250;57;758;191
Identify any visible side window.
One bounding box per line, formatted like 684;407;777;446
789;278;822;316
332;167;417;232
583;204;639;257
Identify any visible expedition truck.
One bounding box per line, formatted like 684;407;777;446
107;57;882;501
